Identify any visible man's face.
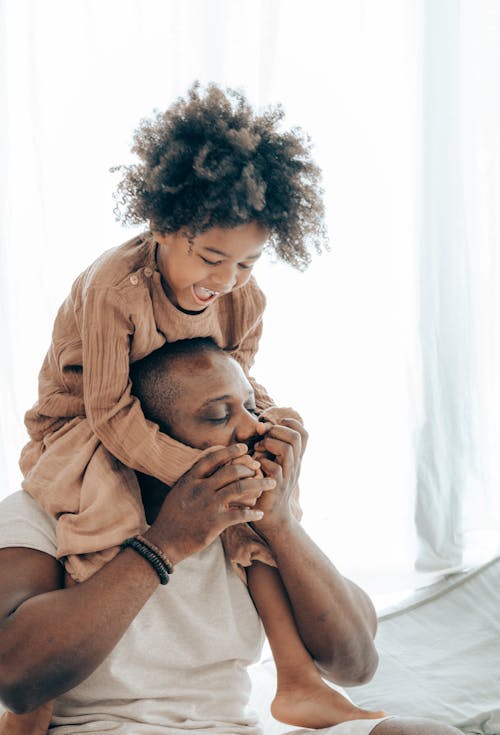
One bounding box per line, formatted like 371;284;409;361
167;351;262;450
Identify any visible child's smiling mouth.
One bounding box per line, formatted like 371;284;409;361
192;285;220;305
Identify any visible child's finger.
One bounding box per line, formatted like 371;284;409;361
278;418;309;456
195;444;248;477
260;406;303;425
259;456;283;485
255;420;273;435
219;476;276;507
231;454;261;472
225;507;265;527
205;461;259;492
251;449;269;462
255;426;301;467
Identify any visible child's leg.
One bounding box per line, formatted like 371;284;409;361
247;561;385;729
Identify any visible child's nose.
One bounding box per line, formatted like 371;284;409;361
211;263;238;292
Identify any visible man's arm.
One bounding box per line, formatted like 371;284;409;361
261;518;378;686
0;445;272;713
252;422;379;686
0;545;163;713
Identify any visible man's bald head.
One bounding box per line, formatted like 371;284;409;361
131;337;259;452
130;338;227;435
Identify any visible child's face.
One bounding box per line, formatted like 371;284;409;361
154;222;267;313
166;351;262;451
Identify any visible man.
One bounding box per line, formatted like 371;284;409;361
0;339;461;734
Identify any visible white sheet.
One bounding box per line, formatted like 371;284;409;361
345;555;500;734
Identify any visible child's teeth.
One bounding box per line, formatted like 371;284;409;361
194;285;218;300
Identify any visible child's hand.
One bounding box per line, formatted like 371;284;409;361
229;419;273;483
198;439;269;486
250;419;307;534
259;408;308;458
231;453;263;478
197;418;273;474
259;405;304;426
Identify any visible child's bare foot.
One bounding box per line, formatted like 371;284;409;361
271;677;385;730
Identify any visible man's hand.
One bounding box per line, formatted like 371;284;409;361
145;444;275;563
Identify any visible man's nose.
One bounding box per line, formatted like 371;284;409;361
235;412;261;447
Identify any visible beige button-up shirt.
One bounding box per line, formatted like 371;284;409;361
20;234;278;580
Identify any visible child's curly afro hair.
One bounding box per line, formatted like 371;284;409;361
113;82;327;270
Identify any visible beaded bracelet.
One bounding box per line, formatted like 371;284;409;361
122;537;170;585
134;534;174;575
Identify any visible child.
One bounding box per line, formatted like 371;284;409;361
4;83;381;732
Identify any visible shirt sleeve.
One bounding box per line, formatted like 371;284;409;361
0;492;58;558
81;286;200;486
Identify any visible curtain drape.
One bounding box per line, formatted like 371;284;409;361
1;0;499;602
416;0;500;575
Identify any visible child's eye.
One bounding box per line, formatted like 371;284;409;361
238;263;253;270
200;256;222;266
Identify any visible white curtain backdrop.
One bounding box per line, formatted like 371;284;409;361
415;0;500;574
1;0;499;603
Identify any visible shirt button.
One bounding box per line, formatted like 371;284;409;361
129;274;139;285
143;267;153;277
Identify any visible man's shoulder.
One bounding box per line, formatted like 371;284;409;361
0;491;57;558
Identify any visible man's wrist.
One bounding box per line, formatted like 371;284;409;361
142;527;184;567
